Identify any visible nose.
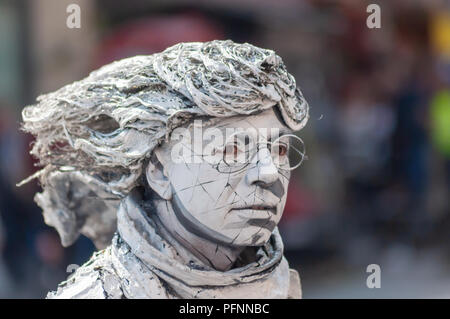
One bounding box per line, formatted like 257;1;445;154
246;147;279;187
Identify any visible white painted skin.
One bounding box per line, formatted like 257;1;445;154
147;108;292;249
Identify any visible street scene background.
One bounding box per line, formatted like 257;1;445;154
0;0;450;298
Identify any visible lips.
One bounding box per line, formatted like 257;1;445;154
233;205;276;214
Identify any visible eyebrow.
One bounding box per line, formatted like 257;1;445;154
269;128;291;141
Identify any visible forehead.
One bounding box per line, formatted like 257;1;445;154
160;107;294;154
208;107;292;136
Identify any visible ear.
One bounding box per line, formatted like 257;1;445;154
145;151;172;200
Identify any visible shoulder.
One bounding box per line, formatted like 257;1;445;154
47;247;124;299
288;268;302;299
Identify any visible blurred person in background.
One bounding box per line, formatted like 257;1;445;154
337;72;395;225
390;6;435;241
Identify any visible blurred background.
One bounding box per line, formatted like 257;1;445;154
0;0;449;298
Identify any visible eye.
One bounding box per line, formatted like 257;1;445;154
276;144;288;156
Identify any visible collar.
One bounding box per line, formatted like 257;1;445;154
114;190;290;298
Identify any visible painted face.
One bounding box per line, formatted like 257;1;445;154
153;108;297;247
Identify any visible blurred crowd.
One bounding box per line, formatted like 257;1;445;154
0;0;449;298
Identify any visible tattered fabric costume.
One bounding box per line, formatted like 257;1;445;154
48;191;301;299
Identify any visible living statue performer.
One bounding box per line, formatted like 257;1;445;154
20;40;309;299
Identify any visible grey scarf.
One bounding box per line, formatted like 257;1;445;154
113;192;292;298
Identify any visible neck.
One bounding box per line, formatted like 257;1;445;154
152;198;244;271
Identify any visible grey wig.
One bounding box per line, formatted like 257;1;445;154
21;40;309;248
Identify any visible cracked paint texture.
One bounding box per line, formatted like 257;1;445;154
21;40;308;299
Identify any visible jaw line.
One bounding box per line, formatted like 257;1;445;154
170;190;236;246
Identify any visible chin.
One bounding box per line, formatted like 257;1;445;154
231;229;273;247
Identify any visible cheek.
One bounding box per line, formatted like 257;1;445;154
168;163;231;213
281;170;291;193
276;172;290;212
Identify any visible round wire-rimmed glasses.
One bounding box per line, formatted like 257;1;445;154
214;131;306;172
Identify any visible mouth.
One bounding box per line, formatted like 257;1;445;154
233;205;277;214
